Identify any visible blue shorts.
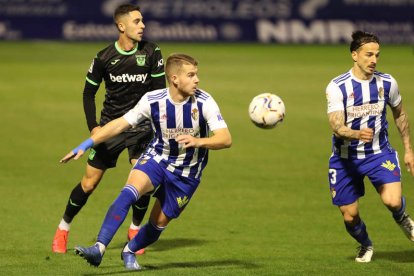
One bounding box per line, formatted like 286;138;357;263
133;157;200;219
328;150;401;206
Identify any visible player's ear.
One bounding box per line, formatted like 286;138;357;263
118;22;125;32
171;74;179;85
351;51;357;62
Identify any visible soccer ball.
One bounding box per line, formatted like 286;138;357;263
248;93;285;129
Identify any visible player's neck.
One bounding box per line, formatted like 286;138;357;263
168;87;189;103
351;67;372;81
117;37;138;52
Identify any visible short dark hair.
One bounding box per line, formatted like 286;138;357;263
113;4;140;24
350;30;380;52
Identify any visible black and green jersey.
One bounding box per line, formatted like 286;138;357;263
83;40;165;130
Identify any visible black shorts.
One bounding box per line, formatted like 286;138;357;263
87;128;153;170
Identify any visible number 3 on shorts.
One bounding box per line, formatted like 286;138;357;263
329;169;337;185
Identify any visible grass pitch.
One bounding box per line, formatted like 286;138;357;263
0;42;413;275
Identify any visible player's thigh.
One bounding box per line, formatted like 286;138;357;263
81;164;106;191
149;198;171;227
329;155;364;206
127;169;155;197
363;151;401;189
378;182;402;208
88;133;126;169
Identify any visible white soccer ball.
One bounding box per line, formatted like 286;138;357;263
248;93;285;129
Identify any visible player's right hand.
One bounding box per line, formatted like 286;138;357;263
359;128;374;143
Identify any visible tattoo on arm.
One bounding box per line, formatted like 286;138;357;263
392;103;412;151
328;111;359;140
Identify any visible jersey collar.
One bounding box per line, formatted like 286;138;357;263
115;41;138;55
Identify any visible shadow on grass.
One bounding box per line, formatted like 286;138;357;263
81;259;259;275
373;250;414;263
80;238;259;275
110;237;210;252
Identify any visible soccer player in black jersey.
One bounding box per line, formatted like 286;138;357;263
52;4;166;255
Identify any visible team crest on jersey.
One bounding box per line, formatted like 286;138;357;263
381;160;396;171
191;108;199;120
330;187;336;198
348;92;354;99
135;54;146;66
378;87;384;99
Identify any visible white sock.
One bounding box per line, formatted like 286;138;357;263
129;222;140;230
96;242;106;255
58;219;71;231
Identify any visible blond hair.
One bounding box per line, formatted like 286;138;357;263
165;53;198;83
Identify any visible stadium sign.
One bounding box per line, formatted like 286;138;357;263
0;0;413;43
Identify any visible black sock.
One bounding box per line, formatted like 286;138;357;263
62;183;91;223
131;194;150;226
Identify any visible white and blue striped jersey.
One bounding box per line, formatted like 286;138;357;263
326;69;401;159
123;88;228;179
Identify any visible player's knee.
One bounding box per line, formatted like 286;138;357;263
81;176;100;193
383;196;401;211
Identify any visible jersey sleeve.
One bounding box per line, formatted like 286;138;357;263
123;95;151;127
83;54;105;131
326;81;344;113
149;45;166;90
203;97;228;131
388;76;401;107
85;55;104;86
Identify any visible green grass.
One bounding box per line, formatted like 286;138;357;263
0;41;413;275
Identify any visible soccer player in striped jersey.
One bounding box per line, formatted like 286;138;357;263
52;4;165;254
326;30;414;263
60;53;232;270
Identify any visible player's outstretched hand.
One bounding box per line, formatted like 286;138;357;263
59;138;94;164
60;150;85;163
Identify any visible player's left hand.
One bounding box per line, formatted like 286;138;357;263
59;138;94;164
60;150;85;163
176;135;197;149
404;150;414;177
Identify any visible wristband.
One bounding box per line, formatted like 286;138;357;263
72;138;94;154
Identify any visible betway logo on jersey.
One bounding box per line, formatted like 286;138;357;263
109;73;147;83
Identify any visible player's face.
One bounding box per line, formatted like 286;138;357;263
123;10;145;42
352;42;380;79
176;64;199;97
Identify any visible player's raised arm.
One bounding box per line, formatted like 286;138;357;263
60;117;131;163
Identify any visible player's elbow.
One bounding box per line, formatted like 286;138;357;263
222;134;232;149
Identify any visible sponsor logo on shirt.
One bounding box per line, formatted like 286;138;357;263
162;128;197;140
109;73;147;83
346;102;384;119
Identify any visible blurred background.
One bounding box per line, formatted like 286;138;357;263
0;0;413;44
